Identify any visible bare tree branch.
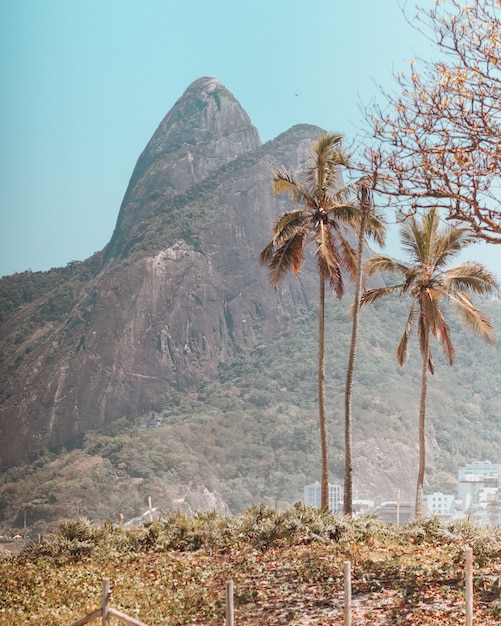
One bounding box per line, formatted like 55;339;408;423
362;0;501;243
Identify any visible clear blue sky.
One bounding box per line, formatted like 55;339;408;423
1;0;498;279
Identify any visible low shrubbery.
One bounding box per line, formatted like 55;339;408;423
2;504;500;625
19;503;501;561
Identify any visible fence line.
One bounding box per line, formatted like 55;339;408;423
341;546;475;626
68;608;102;626
68;579;150;626
68;547;477;625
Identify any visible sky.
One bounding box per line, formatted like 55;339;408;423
1;0;499;280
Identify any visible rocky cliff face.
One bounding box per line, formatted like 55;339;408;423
0;78;343;468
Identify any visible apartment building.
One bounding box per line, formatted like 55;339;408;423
303;481;343;512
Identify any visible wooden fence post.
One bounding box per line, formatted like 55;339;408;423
102;578;111;626
344;560;352;626
465;546;473;626
226;580;234;626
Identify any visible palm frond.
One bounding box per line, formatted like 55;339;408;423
399;218;423;264
421;207;441;265
313;133;344;164
400;209;440;268
330;182;357;207
337;233;358;283
397;304;418;366
402;266;419;293
433;226;475;271
438;317;454;366
272;167;296;189
316;223;344;297
420;287;442;339
272;209;310;242
417;313;434;373
266;231;306;284
364;212;386;247
359;284;405;306
305;133;347;198
444;262;500;296
273;169;311;206
322;257;344;298
429;302;455;366
259;241;276;266
315;221;338;270
324;143;350;180
326;202;360;229
448;292;498;345
365;254;409;277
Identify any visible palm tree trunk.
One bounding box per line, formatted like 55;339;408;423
343;190;369;515
415;329;430;518
318;269;329;509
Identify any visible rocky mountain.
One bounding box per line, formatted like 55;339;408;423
105;77;262;261
0;77;370;469
1;78;499;526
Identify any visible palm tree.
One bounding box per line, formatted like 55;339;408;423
260;133;381;508
360;207;499;517
343;182;385;515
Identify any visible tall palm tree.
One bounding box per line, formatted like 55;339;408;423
343;182;385;515
360;207;499;517
260;133;380;508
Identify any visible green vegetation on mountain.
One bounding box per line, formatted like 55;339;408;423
0;253;103;326
0;291;499;530
0;253;104;389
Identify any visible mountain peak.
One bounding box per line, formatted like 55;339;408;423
106;78;261;261
137;76;260;167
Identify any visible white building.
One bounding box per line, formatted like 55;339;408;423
304;481;343;512
457;460;501;526
425;492;455;517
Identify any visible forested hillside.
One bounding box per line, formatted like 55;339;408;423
1;292;499;530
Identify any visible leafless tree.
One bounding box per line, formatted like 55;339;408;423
365;0;501;243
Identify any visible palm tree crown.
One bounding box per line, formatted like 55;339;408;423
260;133;383;294
362;208;498;370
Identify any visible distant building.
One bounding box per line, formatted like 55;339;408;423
374;501;413;524
304;481;343;512
352;499;375;514
457;460;501;526
424;492;455;518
